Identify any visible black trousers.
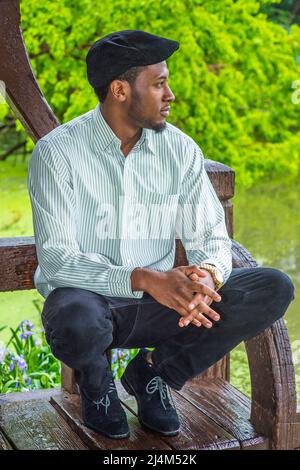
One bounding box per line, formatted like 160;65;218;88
41;266;295;400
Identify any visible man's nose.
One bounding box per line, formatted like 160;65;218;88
165;85;175;103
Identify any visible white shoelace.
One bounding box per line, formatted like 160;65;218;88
145;376;176;410
92;380;116;415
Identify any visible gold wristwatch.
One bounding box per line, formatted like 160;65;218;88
198;263;224;291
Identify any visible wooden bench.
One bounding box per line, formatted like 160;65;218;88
0;0;299;450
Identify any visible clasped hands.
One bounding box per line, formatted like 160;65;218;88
178;266;222;329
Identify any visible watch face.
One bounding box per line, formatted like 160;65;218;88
215;270;224;283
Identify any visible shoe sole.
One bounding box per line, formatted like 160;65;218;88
120;374;180;437
83;421;130;439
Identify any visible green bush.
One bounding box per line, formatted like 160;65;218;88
0;321;61;392
1;0;299;186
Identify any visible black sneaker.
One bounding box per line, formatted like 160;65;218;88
120;348;180;436
75;371;130;439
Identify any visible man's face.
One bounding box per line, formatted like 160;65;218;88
126;61;175;133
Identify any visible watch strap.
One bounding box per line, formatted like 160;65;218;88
198;263;224;291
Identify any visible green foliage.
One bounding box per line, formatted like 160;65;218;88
0;155;32;238
0;320;61;392
230;345;251;397
2;0;300;186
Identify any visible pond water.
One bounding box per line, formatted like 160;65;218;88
230;174;299;397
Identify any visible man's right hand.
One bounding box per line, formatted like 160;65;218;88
183;271;215;328
141;265;222;328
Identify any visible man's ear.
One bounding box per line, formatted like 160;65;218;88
109;80;129;103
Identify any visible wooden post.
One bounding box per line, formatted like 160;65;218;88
0;0;59;142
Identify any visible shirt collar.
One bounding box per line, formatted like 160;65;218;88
92;103;155;155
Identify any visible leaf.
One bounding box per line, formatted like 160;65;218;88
6;328;23;355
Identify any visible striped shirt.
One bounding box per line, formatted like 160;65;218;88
27;103;232;300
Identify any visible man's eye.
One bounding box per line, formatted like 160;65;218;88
157;82;164;87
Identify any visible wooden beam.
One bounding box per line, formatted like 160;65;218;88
0;236;36;291
0;0;59;142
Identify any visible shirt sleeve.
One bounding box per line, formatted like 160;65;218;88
177;144;232;285
27;139;143;299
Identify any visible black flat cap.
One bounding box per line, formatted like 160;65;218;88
86;29;179;89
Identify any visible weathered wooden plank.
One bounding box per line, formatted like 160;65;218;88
0;389;88;450
116;381;240;450
0;387;60;404
245;317;300;450
0;430;13;450
205;159;235;201
61;363;80;395
0;237;37;291
50;390;171;450
223;199;234;239
191;355;230;382
177;378;269;450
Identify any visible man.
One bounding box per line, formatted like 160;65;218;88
28;30;295;440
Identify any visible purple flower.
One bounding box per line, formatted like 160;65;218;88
112;352;118;364
117;350;124;359
16;356;27;370
19;320;35;341
20;330;33;340
9;362;14;371
24;320;34;330
15;381;19;388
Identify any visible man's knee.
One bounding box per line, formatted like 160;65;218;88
255;267;295;324
228;267;295;328
42;288;112;349
263;267;295;303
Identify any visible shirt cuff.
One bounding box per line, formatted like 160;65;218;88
107;266;144;298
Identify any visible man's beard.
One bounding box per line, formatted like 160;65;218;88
131;111;167;133
151;121;167;133
128;90;167;133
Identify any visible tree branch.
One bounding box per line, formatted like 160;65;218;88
0;122;16;132
287;0;300;24
0;141;27;161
